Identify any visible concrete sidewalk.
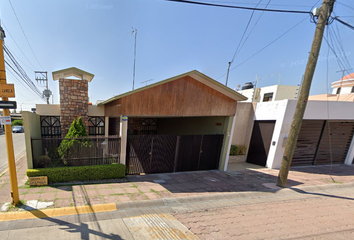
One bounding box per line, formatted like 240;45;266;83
0;155;354;212
0;155;354;239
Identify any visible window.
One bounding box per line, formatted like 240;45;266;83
141;118;158;135
263;93;274;102
351;86;354;93
88;117;105;135
40;116;61;137
336;88;341;94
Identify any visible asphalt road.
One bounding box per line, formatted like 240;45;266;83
0;132;26;172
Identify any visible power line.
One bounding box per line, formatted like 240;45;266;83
5;68;39;102
4;44;46;101
5;60;44;100
323;32;351;76
163;0;313;15
217;15;309;80
336;1;354;12
330;23;352;70
230;0;263;63
1;21;37;71
333;17;354;31
8;0;44;70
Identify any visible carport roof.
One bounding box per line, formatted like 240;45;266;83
98;70;247;106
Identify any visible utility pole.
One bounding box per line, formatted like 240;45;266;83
277;0;335;187
0;25;19;205
35;71;51;104
225;61;231;86
130;27;137;90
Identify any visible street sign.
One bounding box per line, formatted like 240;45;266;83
0;84;15;98
0;101;17;109
0;116;11;125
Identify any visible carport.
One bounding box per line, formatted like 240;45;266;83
98;70;247;174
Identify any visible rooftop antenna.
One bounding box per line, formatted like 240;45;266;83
336;69;352;78
141;79;154;86
129;27;137;90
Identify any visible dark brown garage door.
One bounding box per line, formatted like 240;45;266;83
292;120;354;166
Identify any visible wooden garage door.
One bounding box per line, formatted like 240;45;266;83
292;120;354;166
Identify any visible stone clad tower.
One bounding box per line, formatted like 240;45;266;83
52;67;94;137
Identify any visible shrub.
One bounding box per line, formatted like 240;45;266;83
238;145;247;155
35;155;51;168
230;145;239;156
11;119;23;126
58;117;91;159
230;145;247;155
26;164;126;183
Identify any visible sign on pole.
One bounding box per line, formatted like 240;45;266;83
0;101;17;109
0;84;15;98
0;116;11;125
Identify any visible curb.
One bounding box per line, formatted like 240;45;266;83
0;203;117;222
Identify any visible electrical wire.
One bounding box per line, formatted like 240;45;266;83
323;30;351;76
336;1;354;12
324;27;336;182
234;0;272;61
1;21;37;71
217;15;309;80
5;69;38;103
5;59;44;100
8;0;44;70
330;22;352;71
333;17;354;31
3;44;46;101
230;0;264;63
163;0;313;15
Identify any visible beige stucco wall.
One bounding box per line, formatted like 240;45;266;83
36;104;104;117
88;105;105;116
232;102;255;146
36;104;60;116
22;111;41;169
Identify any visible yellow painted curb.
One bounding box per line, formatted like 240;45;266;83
0;203;117;222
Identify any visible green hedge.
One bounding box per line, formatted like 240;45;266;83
26;164;126;183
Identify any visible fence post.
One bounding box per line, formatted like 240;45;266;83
119;115;128;166
197;135;204;170
173;136;180;172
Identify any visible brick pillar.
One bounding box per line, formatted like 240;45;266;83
59;78;89;137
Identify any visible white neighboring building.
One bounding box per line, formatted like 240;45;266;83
229;75;354;170
237;83;299;102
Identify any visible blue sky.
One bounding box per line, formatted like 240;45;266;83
1;0;353;111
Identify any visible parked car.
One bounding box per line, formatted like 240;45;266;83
12;126;24;133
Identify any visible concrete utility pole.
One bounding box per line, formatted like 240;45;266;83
0;25;19;204
277;0;335;187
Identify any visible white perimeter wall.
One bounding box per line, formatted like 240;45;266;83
254;100;354;168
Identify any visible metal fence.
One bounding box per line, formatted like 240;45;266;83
126;134;224;175
31;136;121;168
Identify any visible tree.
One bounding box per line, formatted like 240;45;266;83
58;117;91;160
11;119;23;126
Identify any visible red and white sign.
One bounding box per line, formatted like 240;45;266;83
0;116;11;125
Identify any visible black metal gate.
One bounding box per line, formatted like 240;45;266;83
126;134;224;175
